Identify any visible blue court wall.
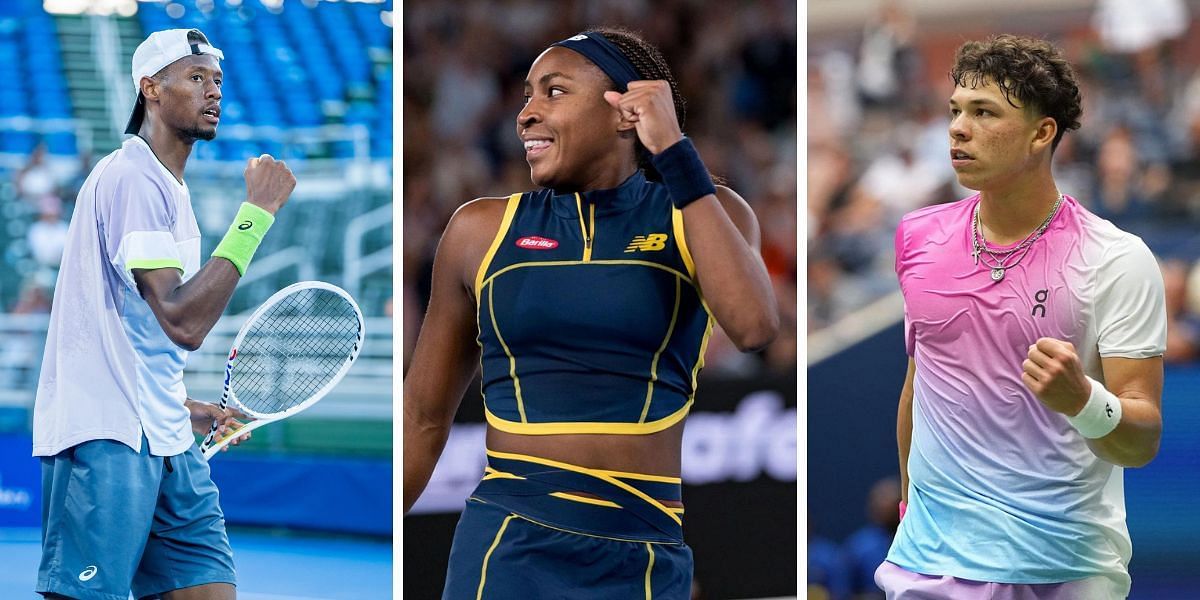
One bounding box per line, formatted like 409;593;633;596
809;322;1200;569
0;433;38;528
0;435;390;536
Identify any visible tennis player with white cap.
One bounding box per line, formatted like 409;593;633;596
33;28;295;600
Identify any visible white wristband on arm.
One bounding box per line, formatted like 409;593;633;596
1068;375;1123;439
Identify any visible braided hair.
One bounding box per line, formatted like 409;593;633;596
590;26;686;182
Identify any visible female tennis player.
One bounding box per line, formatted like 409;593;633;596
404;27;778;598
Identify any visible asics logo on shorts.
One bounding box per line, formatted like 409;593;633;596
624;233;668;252
78;565;98;581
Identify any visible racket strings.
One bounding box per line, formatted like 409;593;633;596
233;288;362;416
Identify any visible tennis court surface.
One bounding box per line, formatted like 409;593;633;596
0;527;391;599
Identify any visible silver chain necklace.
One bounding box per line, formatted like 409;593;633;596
971;194;1063;282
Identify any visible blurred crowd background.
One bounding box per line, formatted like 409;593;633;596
810;1;1200;598
403;0;798;377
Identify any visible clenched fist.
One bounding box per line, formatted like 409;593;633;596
244;154;296;215
602;80;683;155
1021;337;1091;416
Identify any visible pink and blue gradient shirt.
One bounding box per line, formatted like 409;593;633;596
887;194;1166;595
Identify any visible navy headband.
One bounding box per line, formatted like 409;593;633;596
551;32;641;92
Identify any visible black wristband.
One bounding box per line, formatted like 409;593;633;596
650;137;717;209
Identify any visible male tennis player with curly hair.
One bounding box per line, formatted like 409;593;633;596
33;29;295;600
877;34;1166;600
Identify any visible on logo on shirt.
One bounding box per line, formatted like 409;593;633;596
1032;289;1048;318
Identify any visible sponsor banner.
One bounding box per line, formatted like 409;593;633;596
409;387;797;515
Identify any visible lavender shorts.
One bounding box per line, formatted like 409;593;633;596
874;561;1126;600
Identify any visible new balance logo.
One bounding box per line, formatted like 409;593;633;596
624;233;668;253
79;565;98;582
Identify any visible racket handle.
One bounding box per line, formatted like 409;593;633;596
200;419;221;451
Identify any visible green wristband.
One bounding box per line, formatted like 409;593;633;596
211;202;275;276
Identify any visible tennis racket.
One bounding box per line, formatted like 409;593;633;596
200;281;365;460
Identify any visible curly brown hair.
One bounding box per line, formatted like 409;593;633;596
951;34;1082;150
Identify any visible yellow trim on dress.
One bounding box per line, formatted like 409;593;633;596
587;469;681;484
488;285;526;422
689;315;714;400
574;193;595;262
549;492;622;509
503;510;679;545
485;449;683;526
476;513;516;600
481;259;692;290
671;207;695;279
474;193;522;302
484;400;691;436
644;542;656;600
640;275;681;423
481;467;526;481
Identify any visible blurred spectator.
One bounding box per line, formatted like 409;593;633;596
843;477;902;600
809;521;850;600
856;0;917;109
10;278;52;316
1089;126;1163;221
15;143;58;206
1092;0;1187;106
0;278;52;388
1164;259;1200;363
27;194;69;271
854;135;947;226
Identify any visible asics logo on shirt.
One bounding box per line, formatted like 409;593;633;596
624;233;668;253
79;565;98;581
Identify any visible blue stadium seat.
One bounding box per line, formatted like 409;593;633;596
44;132;76;156
132;0;392;158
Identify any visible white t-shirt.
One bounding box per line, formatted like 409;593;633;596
33;136;202;457
888;194;1166;596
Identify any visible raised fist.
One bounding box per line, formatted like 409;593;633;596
244;154;296;215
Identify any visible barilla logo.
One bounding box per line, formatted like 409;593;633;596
516;236;559;250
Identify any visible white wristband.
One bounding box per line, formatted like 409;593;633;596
1067;376;1123;439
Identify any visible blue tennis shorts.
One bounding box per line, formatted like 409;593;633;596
442;450;693;599
37;436;236;600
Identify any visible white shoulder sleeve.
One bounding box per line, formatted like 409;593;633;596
1095;235;1166;358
